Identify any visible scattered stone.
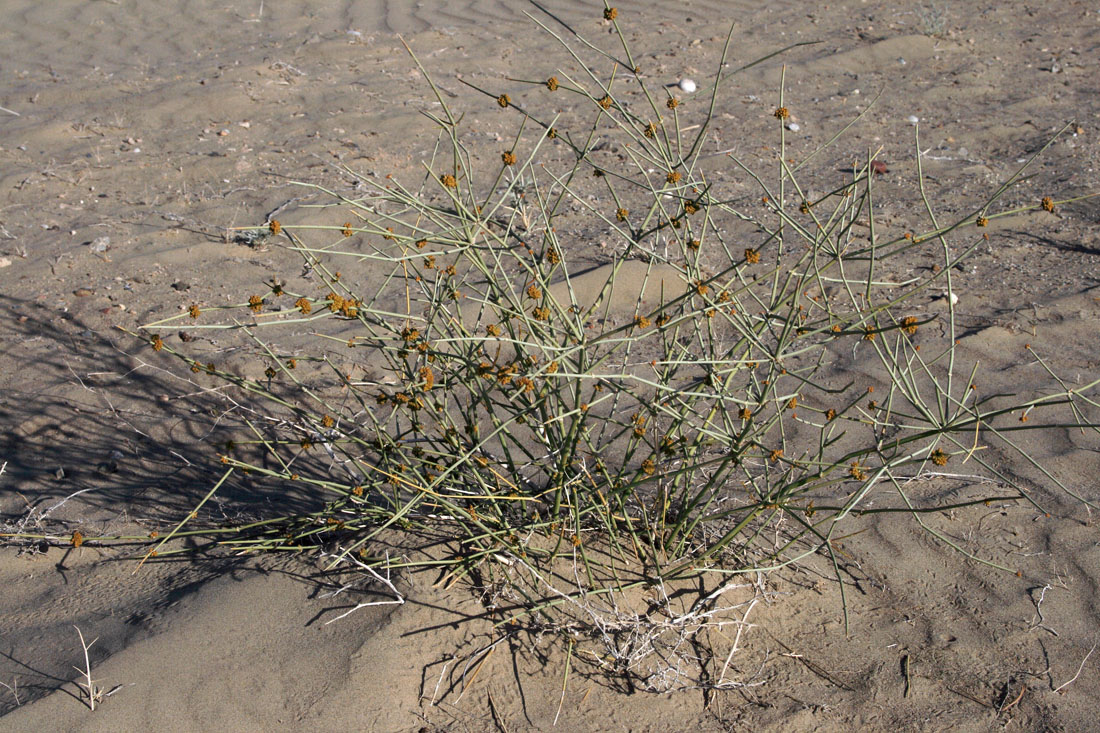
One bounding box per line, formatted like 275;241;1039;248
73;287;95;297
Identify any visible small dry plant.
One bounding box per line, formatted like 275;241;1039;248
106;4;1100;690
72;626;101;711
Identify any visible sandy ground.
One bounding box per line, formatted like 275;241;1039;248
2;1;1099;730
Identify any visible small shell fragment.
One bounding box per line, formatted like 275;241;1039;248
677;78;697;94
786;122;801;132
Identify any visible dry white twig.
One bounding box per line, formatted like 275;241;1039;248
0;676;19;706
506;554;762;692
716;597;760;687
1029;584;1059;636
320;549;404;624
1052;643;1097;695
72;626;100;711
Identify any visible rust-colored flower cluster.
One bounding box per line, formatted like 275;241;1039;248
419;365;435;390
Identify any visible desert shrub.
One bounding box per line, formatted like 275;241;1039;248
128;5;1096;690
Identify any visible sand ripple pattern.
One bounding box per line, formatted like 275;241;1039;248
0;0;755;81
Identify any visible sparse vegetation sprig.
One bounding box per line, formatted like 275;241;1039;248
74;4;1098;691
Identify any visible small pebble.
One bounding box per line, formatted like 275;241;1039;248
677;78;697;94
907;115;919;125
786;122;801;132
949;292;959;306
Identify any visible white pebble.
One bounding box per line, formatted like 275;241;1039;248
948;292;959;306
786;122;801;132
677;78;697;94
907;115;919;125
